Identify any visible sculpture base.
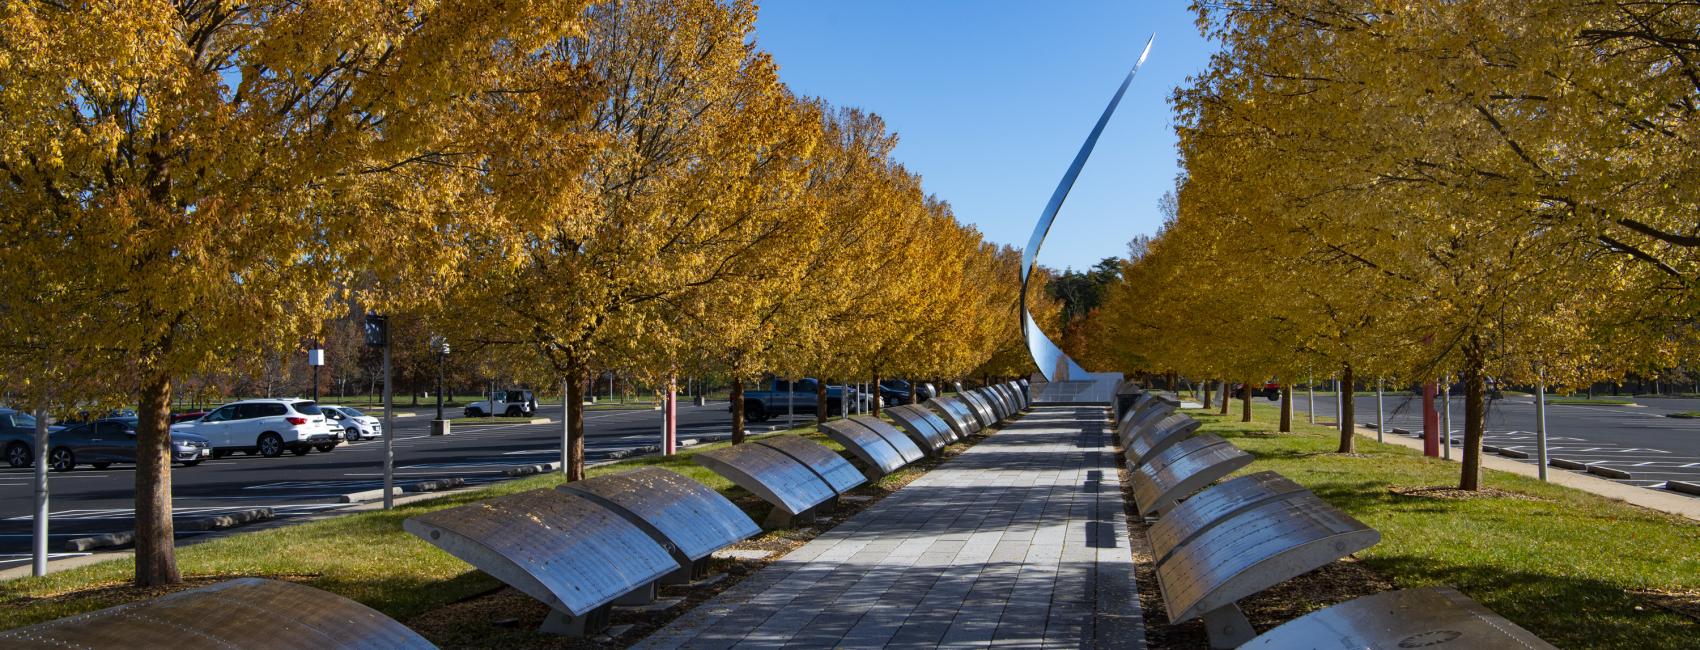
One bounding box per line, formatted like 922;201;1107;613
1028;372;1123;406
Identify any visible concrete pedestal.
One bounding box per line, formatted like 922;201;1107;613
430;419;451;436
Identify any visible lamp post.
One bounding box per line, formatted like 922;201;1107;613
430;335;450;437
307;346;324;403
364;314;394;509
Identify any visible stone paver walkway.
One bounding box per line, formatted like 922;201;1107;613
636;406;1143;649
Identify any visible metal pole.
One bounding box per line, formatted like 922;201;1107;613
665;376;677;456
1306;377;1315;424
1376;379;1385;443
1441;376;1452;461
787;377;795;427
382;344;394;509
434;350;444;421
1536;380;1549;481
571;377;578;476
1335;378;1343;425
32;406;48;577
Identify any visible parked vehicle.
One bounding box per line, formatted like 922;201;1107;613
877;381;920;406
46;417;211;471
321;405;382;441
1;408;63;468
735;378;848;422
172;399;339;457
170;410;208;424
464;390;537;417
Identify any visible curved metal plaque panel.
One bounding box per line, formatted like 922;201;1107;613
866;409;945;455
695;443;837;516
1157;493;1382;623
819;420;908;475
1243;587;1558;650
1130;434;1253;515
1008;382;1029;410
754;435;867;495
404;489;678;617
0;577;435;649
1023;36;1154;381
557;467;760;563
925;397;977;439
1121;393;1157;426
1125;414;1201;467
960;391;997;427
849;414;930;460
979;388;1008;420
1147;471;1308;567
990;385;1018;416
1117;401;1176;448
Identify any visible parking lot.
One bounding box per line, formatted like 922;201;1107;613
0;400;816;570
1291;393;1700;494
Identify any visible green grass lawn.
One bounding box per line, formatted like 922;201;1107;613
0;421;882;631
1665;411;1700;419
1196;403;1699;649
1547;397;1638;405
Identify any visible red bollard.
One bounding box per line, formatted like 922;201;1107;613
1422;381;1439;457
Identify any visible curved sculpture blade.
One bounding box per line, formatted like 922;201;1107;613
1022;35;1154;381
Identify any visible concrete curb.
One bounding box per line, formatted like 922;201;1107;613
1669;481;1700;496
407;477;465;493
64;507;275;551
1549;458;1590;470
607;445;661;460
339;487;403;503
502;462;560;477
1497;448;1530;459
1587;465;1635;480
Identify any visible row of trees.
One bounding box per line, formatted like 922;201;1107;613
0;0;1046;586
1082;1;1700;490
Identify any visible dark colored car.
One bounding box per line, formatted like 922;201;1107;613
46;417;212;472
1;408;63;468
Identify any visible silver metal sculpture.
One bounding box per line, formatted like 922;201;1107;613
1022;35;1154;381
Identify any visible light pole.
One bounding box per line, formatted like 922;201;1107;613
364;314;395;509
430;335;450;436
307;346;324;403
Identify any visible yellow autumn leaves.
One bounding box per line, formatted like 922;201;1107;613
1084;0;1700;490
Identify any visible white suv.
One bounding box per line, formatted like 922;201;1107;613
173;399;339;458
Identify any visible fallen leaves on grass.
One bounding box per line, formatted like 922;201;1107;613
1388;485;1542;501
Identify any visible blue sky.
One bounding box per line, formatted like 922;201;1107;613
753;2;1218;272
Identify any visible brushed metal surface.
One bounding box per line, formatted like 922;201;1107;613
1125;414;1201;467
960;391;997;427
978;388;1006;420
849;414;929;460
867;409;946;455
0;577;435;649
557;467;760;563
1157;493;1382;622
753;435;867;495
1243;587;1558;649
695;442;837;515
990;384;1018;415
925;397;977;439
404;489;678;617
1131;434;1253;515
1147;471;1307;566
1117;401;1176;448
1120;393;1157;426
819;419;908;474
1022;37;1155;381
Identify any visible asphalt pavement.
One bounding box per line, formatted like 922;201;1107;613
1291;392;1700;496
0;400;822;570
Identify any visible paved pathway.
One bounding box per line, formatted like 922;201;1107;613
637;406;1143;649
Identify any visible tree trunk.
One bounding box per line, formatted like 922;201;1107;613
134;371;180;586
1219;380;1231;414
908;380;917;405
871;371;882;417
566;370;586;481
1279;385;1293;432
817;380;829;424
1337;364;1356;453
1240;381;1253;422
730;380;746;444
1460;335;1487;490
1202;381;1213;409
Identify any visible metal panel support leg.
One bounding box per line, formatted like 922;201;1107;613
1202;604;1256;649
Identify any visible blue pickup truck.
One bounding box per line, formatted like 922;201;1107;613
736;378;856;422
